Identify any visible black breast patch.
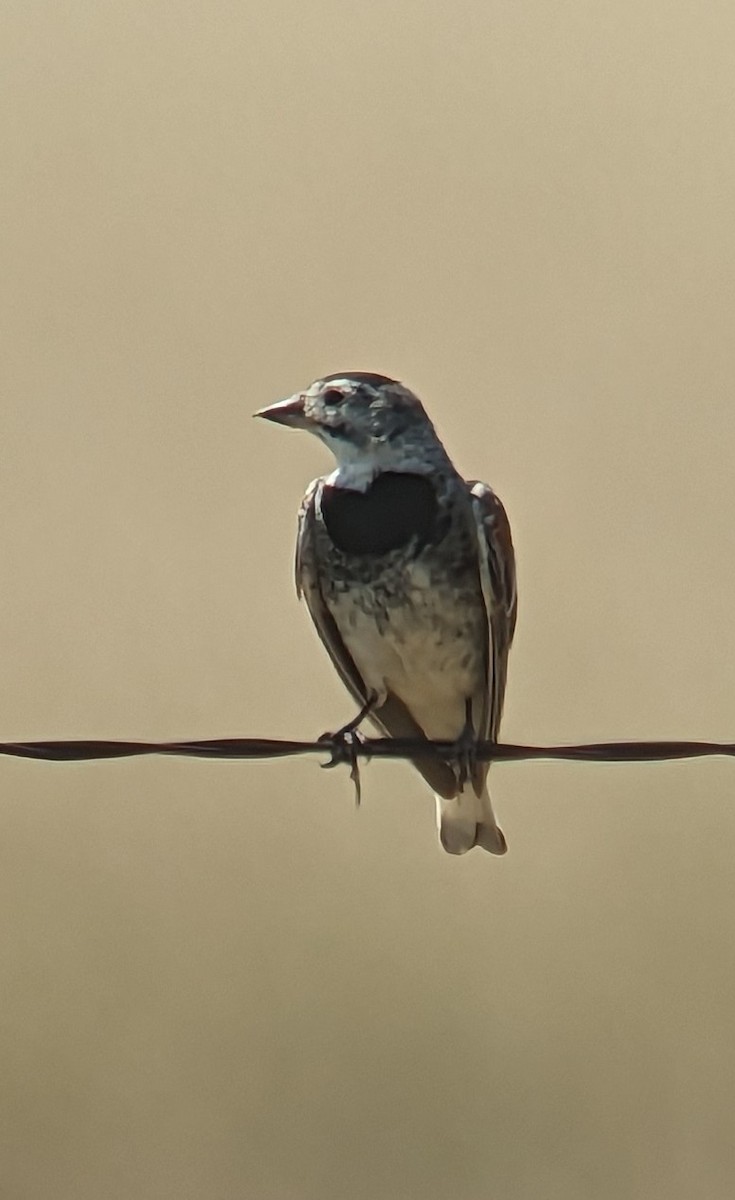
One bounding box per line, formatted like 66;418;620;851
320;472;440;556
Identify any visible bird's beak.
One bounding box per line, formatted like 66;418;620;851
253;393;309;429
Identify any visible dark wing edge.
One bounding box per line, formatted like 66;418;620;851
468;481;518;751
295;480;459;798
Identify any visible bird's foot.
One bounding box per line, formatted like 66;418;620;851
319;727;365;806
450;700;479;789
318;694;377;807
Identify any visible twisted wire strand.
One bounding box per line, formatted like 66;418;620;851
0;736;732;764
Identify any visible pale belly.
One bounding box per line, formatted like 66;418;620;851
327;568;486;740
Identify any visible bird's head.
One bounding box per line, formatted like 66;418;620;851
255;372;449;487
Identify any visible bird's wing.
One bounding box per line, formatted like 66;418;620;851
468;481;518;771
295;480;368;702
295;480;459;798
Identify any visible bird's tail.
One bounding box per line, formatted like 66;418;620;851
435;782;507;856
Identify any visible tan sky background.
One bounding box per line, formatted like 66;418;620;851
2;2;735;1197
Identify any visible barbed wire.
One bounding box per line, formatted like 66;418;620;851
1;735;733;764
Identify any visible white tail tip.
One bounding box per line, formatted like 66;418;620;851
435;786;508;856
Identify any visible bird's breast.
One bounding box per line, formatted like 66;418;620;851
327;567;487;739
318;472;443;556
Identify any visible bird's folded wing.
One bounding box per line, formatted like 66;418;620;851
468;480;518;752
295;480;459;798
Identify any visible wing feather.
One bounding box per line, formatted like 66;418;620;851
468;481;517;786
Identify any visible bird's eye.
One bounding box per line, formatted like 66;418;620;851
322;388;344;406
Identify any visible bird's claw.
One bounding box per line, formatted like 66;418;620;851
451;700;479;788
317;694;377;806
318;727;365;806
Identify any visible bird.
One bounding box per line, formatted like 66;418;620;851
254;372;517;855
